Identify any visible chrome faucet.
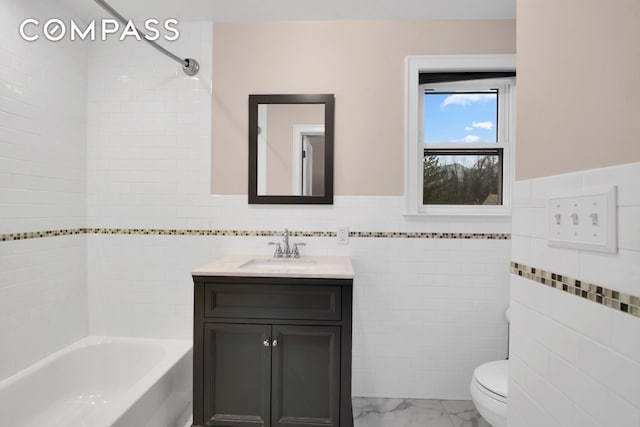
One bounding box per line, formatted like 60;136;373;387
269;229;306;258
283;228;290;255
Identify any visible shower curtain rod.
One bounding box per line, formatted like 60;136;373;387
93;0;199;76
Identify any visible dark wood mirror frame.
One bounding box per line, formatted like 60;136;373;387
248;94;335;204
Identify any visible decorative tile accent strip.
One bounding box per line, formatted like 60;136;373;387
0;229;86;242
84;229;509;240
84;228;338;238
350;231;510;239
511;262;640;319
1;228;511;242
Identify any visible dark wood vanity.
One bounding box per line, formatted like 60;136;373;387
191;256;354;427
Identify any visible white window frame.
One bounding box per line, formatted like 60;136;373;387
404;54;516;216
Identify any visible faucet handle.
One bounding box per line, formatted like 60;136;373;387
291;242;306;258
268;242;284;258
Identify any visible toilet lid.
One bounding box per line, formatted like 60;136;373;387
473;360;508;399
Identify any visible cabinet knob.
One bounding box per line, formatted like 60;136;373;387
263;338;270;347
272;338;278;347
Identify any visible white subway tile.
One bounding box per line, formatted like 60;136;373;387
516;355;576;425
512;179;532;202
570;406;600;427
530;172;583;200
507;381;545;427
581;162;640;207
599;391;640;427
511;235;531;264
510;275;553;316
618;206;640;251
546;352;608;422
610;309;640;363
578;249;640;297
510;330;549;375
602;351;640;408
511;206;547;238
549;289;612;347
528;236;580;278
0;0;89;380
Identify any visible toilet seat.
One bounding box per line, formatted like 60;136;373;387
473;360;508;402
472;376;507;404
470;360;508;427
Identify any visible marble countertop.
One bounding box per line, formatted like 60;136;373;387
191;255;354;279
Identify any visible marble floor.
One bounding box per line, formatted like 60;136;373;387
180;398;490;427
353;398;490;427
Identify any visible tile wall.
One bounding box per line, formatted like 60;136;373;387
508;162;640;426
85;21;214;339
85;221;510;399
0;0;88;381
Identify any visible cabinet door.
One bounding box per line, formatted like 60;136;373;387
271;325;341;427
203;323;272;427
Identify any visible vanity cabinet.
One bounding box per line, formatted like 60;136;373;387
192;275;353;427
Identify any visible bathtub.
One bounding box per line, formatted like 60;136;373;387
0;336;192;427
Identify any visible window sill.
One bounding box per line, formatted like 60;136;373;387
403;207;512;218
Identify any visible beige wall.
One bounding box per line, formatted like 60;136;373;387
516;0;640;180
212;20;516;195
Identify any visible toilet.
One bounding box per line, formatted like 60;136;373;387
470;359;508;427
469;309;510;427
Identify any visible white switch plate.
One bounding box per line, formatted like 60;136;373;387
337;227;349;245
548;186;617;253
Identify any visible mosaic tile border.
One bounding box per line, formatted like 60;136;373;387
1;228;511;242
0;229;85;241
511;262;640;319
350;231;510;240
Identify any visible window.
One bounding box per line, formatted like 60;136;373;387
404;55;516;216
422;81;509;206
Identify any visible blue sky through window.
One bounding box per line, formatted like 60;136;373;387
423;91;498;144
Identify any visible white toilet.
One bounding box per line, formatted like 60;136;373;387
470;359;508;426
469;309;510;427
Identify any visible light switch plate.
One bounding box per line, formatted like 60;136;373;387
548;186;617;253
337;227;349;245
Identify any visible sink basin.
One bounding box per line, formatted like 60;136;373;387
192;255;354;279
240;258;317;271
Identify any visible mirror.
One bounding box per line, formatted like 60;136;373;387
249;94;334;204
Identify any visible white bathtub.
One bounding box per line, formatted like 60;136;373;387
0;336;192;427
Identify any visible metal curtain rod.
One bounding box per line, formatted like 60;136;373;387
93;0;199;76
